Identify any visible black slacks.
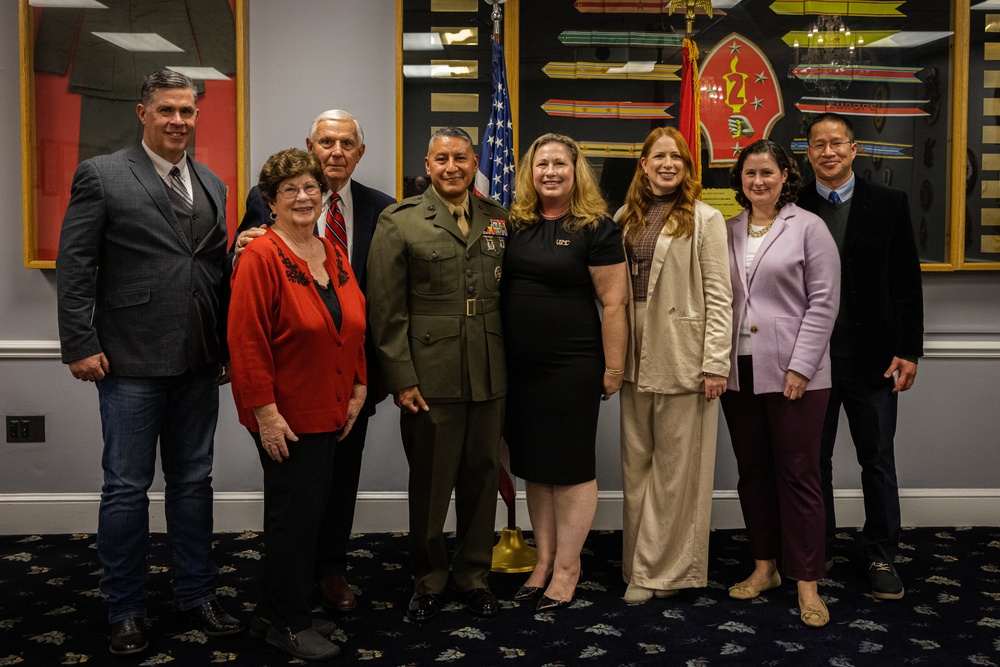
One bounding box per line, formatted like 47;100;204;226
820;356;901;563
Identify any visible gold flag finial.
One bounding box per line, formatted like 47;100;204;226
669;0;714;38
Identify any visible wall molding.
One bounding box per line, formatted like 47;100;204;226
1;489;997;535
4;338;999;359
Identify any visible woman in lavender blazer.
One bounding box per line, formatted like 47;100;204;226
720;140;840;628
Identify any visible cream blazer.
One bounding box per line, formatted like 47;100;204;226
615;200;733;395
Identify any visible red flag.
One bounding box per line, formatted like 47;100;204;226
679;37;701;180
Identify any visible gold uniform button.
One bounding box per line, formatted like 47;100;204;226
669;307;676;314
750;325;758;333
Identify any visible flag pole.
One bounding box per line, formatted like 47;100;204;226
672;0;712;181
484;0;536;575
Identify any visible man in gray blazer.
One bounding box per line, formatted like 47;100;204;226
57;70;242;657
230;109;395;613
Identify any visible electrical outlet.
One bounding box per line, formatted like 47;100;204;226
5;416;45;443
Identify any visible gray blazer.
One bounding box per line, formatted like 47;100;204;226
57;144;229;376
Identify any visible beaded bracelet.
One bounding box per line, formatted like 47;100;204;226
605;367;625;375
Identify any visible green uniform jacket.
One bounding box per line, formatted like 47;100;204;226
368;188;509;402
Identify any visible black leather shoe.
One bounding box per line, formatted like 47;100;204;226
109;617;148;656
407;593;441;623
513;586;544;601
536;595;570;611
869;561;905;600
249;613;336;639
461;588;499;617
181;600;244;636
265;625;340;661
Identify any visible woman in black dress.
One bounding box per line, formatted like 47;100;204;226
502;133;629;610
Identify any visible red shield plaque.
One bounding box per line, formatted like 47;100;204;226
699;33;785;167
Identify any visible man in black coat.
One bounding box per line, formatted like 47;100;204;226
230;110;395;613
798;112;924;600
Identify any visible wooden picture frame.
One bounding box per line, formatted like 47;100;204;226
396;0;986;270
19;0;249;269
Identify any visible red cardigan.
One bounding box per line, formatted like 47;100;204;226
229;228;366;434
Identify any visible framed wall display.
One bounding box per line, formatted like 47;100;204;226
962;1;1000;269
19;0;248;269
398;0;989;270
396;0;503;200
514;0;964;269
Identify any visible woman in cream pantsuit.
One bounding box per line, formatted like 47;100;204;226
614;128;733;604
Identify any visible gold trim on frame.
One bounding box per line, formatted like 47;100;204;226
19;0;249;269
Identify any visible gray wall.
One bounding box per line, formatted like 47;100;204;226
1;1;997;501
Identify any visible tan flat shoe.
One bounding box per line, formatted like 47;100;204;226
623;584;654;604
800;598;830;628
654;589;679;599
728;571;782;600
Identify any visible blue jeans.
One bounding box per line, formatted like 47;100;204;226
96;372;220;623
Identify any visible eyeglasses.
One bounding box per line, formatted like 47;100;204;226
277;182;322;199
808;140;853;152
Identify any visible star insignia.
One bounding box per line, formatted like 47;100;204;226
728;40;742;55
732;141;743;155
755;71;769;83
752;97;764;110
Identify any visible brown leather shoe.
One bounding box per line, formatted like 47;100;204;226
319;574;357;612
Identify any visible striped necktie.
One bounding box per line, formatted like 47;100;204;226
325;193;349;258
168;166;193;211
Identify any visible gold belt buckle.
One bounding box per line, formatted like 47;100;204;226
466;298;476;316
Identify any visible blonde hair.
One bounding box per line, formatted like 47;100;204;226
618;127;700;240
509;133;608;233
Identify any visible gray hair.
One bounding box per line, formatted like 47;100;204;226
140;69;197;106
428;126;473;150
308;109;364;146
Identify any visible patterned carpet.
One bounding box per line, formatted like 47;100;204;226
0;526;998;665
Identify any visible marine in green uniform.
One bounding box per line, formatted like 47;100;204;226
368;127;508;623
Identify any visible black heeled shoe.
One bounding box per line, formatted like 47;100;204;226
536;595;570;611
514;586;544;601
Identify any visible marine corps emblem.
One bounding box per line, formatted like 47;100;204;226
699;33;784;167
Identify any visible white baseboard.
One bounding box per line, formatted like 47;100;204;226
1;489;997;535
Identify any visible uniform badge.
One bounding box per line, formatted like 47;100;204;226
486;236;496;252
556;239;570;246
485;219;508;236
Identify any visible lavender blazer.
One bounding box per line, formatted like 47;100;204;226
725;202;840;394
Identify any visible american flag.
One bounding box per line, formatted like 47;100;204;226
473;40;514;208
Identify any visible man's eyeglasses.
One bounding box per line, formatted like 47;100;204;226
808;140;853;152
277;183;322;199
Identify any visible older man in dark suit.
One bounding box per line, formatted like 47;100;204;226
798;113;924;601
57;70;242;657
230;109;395;613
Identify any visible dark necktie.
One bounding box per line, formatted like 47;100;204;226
169;166;193;211
325;193;349;258
829;191;841;205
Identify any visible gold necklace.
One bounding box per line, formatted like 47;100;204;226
747;209;779;238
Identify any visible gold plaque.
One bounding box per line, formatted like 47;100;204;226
432;93;480;112
431;0;478;11
982;209;1000;227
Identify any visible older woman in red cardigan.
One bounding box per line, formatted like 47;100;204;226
229;149;366;661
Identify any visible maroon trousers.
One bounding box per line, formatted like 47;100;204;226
721;356;829;582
